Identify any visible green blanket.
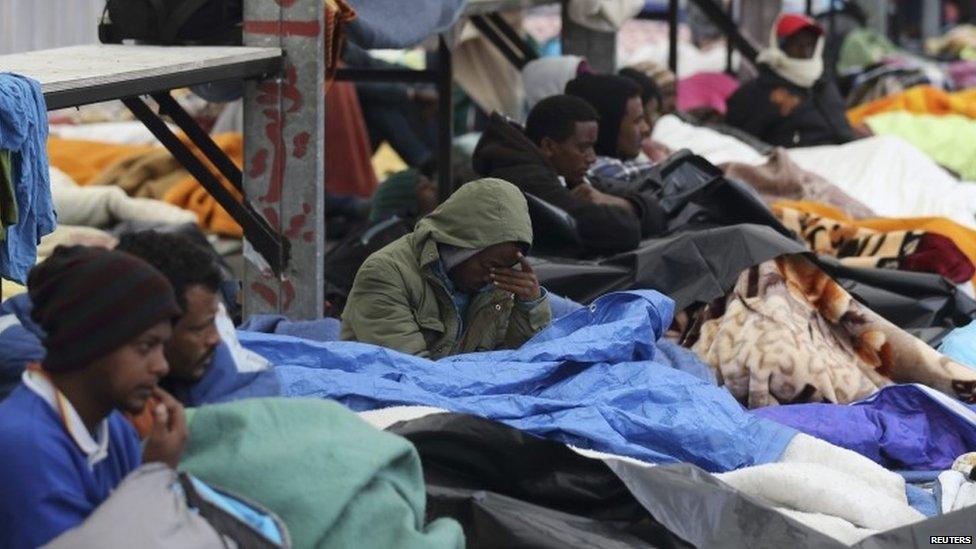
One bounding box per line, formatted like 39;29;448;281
181;399;464;549
838;28;903;73
865;112;976;180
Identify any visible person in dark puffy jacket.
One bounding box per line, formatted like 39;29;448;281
726;13;856;147
472;95;666;256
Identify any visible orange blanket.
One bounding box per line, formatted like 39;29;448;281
847;85;976;126
163;134;244;237
47;80;377;237
47;139;156;186
48;135;244;236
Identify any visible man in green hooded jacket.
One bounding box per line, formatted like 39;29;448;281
341;178;552;358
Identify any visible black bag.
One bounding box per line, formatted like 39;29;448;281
99;0;243;45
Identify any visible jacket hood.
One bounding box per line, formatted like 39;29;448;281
565;72;636;158
413;178;533;266
472;113;551;176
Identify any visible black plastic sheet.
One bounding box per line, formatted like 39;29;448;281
537;224;805;309
389;413;976;549
821;257;976;336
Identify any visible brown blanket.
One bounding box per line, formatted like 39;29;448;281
678;254;976;408
722;149;876;219
774;204;975;283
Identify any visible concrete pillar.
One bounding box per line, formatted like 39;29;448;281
242;0;326;319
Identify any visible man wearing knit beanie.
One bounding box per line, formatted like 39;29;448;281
0;246;189;549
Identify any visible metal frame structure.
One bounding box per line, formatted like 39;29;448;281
666;0;759;76
334;0;613;206
0;44;290;278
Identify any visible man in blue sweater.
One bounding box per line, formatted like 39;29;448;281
0;246;189;548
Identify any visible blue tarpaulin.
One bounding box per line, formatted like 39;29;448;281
346;0;466;49
239;291;795;472
1;289;792;471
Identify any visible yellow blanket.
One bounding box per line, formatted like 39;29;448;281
847;85;976;126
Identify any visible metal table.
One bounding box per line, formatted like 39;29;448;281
0;44;289;278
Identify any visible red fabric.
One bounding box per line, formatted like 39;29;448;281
776;14;823;38
325;78;378;198
900;233;976;284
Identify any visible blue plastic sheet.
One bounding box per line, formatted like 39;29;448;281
939;321;976;372
238;315;341;343
0;290;789;471
239;291;795;472
755;384;976;470
346;0;466;49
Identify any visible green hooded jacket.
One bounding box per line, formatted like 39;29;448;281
341;178;551;358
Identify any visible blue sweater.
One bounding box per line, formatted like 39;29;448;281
0;386;142;548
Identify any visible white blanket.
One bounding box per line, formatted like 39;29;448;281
716;433;923;545
788;136;976;229
49;121;176;145
652;114;765;166
939;470;976;514
51;167;197;228
717;463;923;530
652;115;976;228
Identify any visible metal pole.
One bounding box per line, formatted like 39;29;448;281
726;0;735;74
436;35;454;204
668;0;679;74
242;0;326;319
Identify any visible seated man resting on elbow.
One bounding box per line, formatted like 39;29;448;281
341;178;551;358
0;246;188;549
565;72;658;185
472;94;665;256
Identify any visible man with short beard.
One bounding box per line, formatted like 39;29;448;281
0;231;234;407
114;231;227;405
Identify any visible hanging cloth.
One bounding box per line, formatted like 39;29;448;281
0;73;56;282
325;0;357;89
0;150;17;242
